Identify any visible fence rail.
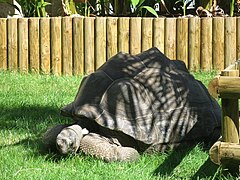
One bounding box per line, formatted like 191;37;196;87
0;17;240;75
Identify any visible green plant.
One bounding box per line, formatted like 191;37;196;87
36;0;51;17
17;0;51;17
175;0;188;16
230;0;235;16
130;0;158;17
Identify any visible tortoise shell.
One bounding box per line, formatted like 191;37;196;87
61;47;221;152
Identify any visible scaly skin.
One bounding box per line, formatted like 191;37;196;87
80;133;140;162
56;125;84;154
43;124;140;162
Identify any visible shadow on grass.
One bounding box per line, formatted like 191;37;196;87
153;142;220;179
0;105;73;160
0;105;70;133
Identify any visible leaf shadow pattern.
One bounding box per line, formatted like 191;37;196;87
152;141;220;179
62;47;221;153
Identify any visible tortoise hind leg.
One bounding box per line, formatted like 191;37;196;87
80;133;140;162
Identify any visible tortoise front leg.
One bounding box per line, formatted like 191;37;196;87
80;133;140;162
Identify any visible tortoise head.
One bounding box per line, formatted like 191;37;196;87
56;124;84;154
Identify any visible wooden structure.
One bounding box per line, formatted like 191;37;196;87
209;61;240;166
1;17;240;75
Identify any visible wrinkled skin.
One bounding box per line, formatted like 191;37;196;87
56;125;83;154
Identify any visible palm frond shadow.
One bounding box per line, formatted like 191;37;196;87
153;142;219;179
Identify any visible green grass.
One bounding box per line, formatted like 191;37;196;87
0;70;238;179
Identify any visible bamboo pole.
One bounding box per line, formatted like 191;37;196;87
141;18;153;52
118;17;129;53
188;17;200;71
210;141;240;165
73;17;84;75
165;18;176;60
62;17;73;76
0;19;7;70
153;18;165;53
51;17;62;75
40;18;50;74
84;17;95;74
176;17;188;67
130;18;141;55
107;17;118;60
95;17;106;69
225;17;236;68
7;18;18;71
201;17;212;70
237;17;240;60
212;17;224;71
18;18;28;73
29;18;40;73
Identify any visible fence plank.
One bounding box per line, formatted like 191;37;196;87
107;17;118;59
7;18;18;71
73;17;84;75
118;17;129;53
201;18;212;70
95;17;106;69
165;18;176;59
237;17;240;60
130;18;141;55
213;17;224;71
62;17;73;75
176;17;188;67
189;17;200;71
40;18;50;74
225;17;237;67
0;18;7;70
29;18;40;73
51;17;62;75
84;17;95;74
142;18;153;52
18;18;28;73
153;18;165;53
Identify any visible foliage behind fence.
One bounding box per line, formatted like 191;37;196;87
0;17;240;75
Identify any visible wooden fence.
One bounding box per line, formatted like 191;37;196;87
0;17;240;75
209;62;240;169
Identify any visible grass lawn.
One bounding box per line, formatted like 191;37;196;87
0;70;237;179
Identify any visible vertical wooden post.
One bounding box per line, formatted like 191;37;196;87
201;17;212;70
62;17;73;76
29;18;40;73
212;17;224;71
130;18;141;55
107;17;118;60
8;18;18;71
84;17;95;74
237;17;240;60
189;17;200;71
0;18;7;70
51;17;62;75
118;17;129;53
176;17;188;67
153;18;165;53
95;17;106;69
225;17;237;68
142;18;153;52
165;18;176;59
73;17;84;75
18;18;29;73
221;71;239;143
40;18;50;74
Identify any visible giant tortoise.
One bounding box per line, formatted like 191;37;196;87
43;47;221;162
